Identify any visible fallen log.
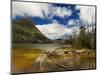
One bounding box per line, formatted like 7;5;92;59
47;54;72;70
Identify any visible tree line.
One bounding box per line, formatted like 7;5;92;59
67;25;96;49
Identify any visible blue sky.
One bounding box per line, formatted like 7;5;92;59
12;1;95;40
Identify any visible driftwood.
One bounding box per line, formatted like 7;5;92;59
35;46;86;70
47;54;71;70
35;46;72;70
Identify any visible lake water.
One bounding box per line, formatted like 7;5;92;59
13;43;63;52
12;43;96;74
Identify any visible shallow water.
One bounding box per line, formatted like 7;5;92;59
12;44;96;74
13;43;62;52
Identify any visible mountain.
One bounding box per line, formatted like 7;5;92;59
12;17;51;43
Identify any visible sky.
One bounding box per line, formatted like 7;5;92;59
12;1;96;40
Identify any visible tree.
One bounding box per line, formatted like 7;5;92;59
75;26;86;48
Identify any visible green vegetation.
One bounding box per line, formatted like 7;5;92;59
67;26;96;49
12;17;51;43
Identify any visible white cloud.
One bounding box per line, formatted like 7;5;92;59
12;1;50;18
68;19;77;26
52;7;72;18
12;1;72;19
68;19;80;28
76;5;95;25
36;20;76;40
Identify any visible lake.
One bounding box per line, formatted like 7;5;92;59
13;43;65;52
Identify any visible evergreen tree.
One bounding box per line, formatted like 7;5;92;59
75;26;86;48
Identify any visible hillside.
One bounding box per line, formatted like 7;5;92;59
12;17;51;43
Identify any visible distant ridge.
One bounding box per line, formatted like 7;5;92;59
12;17;51;43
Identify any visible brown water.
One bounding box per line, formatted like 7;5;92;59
13;43;62;52
12;44;96;74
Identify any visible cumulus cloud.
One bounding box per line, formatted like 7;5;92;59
52;6;72;18
36;20;77;40
12;1;50;18
12;1;72;19
68;19;80;26
76;5;95;25
68;19;75;25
